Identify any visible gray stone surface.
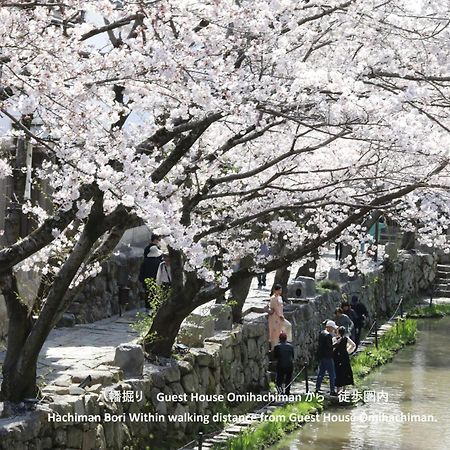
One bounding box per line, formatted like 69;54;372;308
287;276;316;298
114;343;144;378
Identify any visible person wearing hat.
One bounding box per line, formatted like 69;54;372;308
315;320;338;396
273;331;294;395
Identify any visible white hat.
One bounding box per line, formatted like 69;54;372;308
147;246;162;258
325;320;337;329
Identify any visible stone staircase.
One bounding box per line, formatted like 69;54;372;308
434;264;450;297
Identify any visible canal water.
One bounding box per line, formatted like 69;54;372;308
271;316;450;450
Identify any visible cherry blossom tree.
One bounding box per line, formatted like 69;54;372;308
0;0;449;401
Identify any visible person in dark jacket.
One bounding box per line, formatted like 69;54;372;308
273;331;294;395
351;295;369;345
143;234;162;257
315;320;337;396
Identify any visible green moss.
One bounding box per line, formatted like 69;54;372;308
407;303;450;318
316;279;340;293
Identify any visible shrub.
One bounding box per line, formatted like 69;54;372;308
407;303;450;318
316;279;340;293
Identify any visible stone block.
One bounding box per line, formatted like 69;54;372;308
181;373;199;394
177;360;193;376
55;313;76;328
289;276;316;298
114;343;144;378
247;339;258;360
210;304;233;331
67;427;83;448
161;365;180;383
177;324;211;347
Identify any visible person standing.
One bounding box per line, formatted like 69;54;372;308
257;231;271;288
156;254;172;293
341;301;358;342
351;295;369;345
143;234;162;257
315;320;338;396
335;307;354;337
268;284;291;348
333;326;356;393
273;331;295;395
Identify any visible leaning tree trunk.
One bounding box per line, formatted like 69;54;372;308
0;132;37;402
145;295;198;357
295;249;319;279
274;265;290;301
229;275;253;323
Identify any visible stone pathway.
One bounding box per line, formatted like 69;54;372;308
0;311;140;395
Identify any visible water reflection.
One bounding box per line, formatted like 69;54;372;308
271;317;450;450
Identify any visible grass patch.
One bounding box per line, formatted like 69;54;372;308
351;318;416;381
213;399;323;450
316;279;340;294
407;303;450;318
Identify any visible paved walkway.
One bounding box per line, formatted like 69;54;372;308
0;311;140;396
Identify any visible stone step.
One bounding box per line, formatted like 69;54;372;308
434;290;450;297
436;271;450;278
437;265;450;272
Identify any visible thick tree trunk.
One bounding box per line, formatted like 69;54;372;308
0;272;36;401
295;250;318;279
229;275;253;323
274;265;290;301
144;296;196;357
401;231;416;250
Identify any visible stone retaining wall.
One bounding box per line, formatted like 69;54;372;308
286;251;436;365
67;255;144;324
0;251;436;449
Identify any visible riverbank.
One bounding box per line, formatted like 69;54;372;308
270;315;450;450
407;303;450;318
210;317;418;450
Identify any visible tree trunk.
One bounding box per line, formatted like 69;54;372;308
0;272;36;401
229;275;253;323
401;231;416;250
295;250;318;279
145;296;196;357
274;265;290;301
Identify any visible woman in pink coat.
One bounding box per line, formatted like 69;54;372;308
268;284;291;348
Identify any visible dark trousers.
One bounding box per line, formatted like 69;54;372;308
276;365;293;395
315;357;336;393
257;273;267;286
354;322;363;345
